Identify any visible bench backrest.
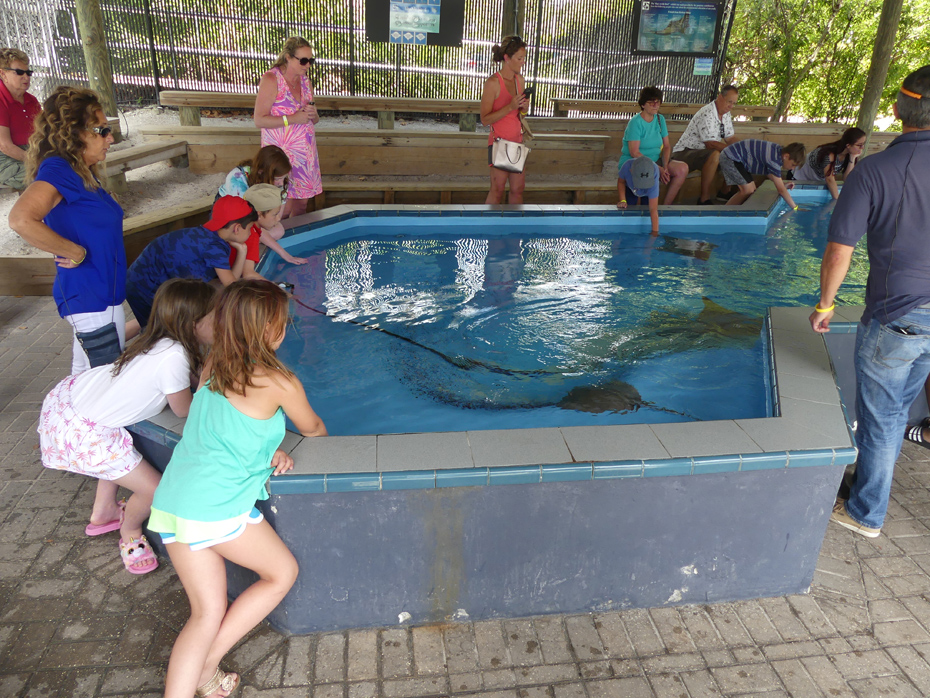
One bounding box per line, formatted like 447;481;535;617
159;91;481;114
551;99;776;119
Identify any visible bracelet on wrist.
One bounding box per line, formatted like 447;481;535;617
620;199;627;203
282;115;289;128
71;247;86;266
815;302;835;313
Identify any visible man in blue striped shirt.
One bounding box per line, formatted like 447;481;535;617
719;140;806;208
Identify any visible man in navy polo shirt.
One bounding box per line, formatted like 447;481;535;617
810;64;930;538
125;196;256;328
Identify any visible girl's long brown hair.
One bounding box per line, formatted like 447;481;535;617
209;279;292;396
236;145;291;188
112;279;216;377
26;86;105;191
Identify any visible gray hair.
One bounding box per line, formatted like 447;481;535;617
897;65;930;129
0;48;29;71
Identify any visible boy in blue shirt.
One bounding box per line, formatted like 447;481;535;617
617;156;661;235
125;196;257;328
720;140;805;208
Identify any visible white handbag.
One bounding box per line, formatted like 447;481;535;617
491;137;530;173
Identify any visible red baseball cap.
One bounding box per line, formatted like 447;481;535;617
204;196;254;232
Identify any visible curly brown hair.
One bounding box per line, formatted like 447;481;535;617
208;279;293;397
25;86;105;191
271;37;312;71
0;48;29;71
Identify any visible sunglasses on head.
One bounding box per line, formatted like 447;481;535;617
89;125;113;137
5;68;33;76
296;56;315;66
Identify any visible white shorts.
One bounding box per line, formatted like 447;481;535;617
66;305;126;374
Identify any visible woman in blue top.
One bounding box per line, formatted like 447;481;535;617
620;86;689;205
10;86;125;375
149;280;327;698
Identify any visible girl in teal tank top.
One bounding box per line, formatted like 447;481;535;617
150;279;327;698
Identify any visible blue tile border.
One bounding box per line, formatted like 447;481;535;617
437;468;488;488
740;452;788;471
787;450;836;468
593;461;645;479
541;463;594;483
643;458;693;477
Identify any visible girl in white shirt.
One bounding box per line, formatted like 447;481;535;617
38;278;215;575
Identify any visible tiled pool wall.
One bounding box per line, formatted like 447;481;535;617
131;189;859;633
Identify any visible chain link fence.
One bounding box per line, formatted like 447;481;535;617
0;0;735;116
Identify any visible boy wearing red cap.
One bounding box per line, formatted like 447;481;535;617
125;196;257;328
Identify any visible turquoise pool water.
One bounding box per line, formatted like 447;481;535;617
265;201;867;436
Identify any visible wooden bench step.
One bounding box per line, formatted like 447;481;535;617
104;140;189;194
105;140;189;176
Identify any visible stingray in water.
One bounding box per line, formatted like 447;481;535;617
297;294;761;416
557;380;648;414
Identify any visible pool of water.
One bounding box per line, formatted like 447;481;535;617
264;201;868;436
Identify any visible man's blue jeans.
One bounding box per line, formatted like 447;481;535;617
848;308;930;529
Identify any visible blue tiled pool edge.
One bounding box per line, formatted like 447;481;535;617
132;308;860;493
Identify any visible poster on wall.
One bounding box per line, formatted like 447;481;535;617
367;0;464;47
390;0;441;44
631;0;723;57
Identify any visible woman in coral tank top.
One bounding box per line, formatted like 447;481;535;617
480;35;529;204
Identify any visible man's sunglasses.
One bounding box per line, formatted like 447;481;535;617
297;56;316;66
88;125;113;137
4;68;33;76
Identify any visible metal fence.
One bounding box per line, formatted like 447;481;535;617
0;0;735;116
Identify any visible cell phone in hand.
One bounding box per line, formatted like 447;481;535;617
523;85;535;98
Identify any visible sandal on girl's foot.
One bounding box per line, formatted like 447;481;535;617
85;499;126;536
905;424;930;450
118;535;158;575
195;667;240;697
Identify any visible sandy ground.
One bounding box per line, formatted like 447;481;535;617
0;105;616;257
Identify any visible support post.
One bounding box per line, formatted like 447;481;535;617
855;0;905;153
502;0;522;38
74;0;122;142
179;106;202;126
459;113;477;132
378;111;395;129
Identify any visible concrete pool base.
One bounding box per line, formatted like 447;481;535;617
232;462;844;634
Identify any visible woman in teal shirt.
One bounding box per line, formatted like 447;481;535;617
620;86;689;205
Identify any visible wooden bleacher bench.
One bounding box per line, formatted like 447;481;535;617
550;99;776;120
103;139;189;193
158;91;482;131
137;126;609;178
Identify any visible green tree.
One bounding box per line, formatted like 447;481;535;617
725;0;930;125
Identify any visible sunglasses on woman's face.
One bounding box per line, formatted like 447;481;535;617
89;125;113;138
4;68;33;76
296;56;315;66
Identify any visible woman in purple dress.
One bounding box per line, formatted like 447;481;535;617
254;37;322;219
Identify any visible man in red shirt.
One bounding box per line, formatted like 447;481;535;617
0;48;41;191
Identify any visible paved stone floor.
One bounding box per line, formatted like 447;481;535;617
6;296;930;697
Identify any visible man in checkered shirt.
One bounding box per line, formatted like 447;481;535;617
670;85;741;205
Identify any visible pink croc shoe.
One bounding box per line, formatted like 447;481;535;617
118;535;159;575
